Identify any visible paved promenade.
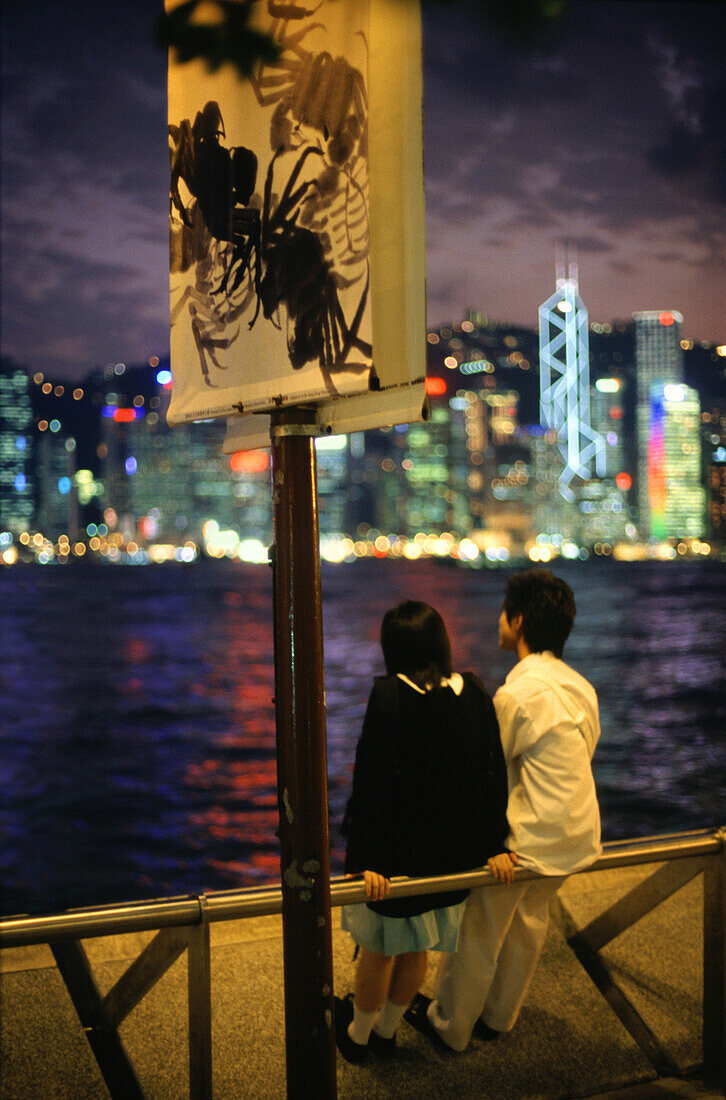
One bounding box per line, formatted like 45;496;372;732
0;864;718;1099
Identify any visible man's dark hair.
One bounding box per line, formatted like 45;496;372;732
381;600;453;689
503;569;576;658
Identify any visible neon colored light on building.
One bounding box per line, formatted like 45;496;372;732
647;390;667;539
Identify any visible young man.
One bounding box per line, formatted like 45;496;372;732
405;568;601;1051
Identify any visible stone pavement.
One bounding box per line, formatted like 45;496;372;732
0;864;718;1099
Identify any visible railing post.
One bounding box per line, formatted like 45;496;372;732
188;897;212;1100
703;826;726;1090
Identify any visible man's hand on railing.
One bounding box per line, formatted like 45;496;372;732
346;870;391;901
487;851;518;885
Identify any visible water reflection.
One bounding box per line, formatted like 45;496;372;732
0;558;723;915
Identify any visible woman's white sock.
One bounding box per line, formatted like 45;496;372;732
348;1002;378;1045
373;999;408;1039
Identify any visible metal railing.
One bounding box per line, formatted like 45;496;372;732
2;827;724;1097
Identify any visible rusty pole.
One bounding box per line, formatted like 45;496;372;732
269;405;337;1099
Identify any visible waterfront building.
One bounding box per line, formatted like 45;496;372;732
529;427;579;543
402;406;459;533
580;377;633;543
634;310;684;537
703;406;726;542
0;361;34;534
538;266;605;502
315;434;352;535
129;415;272;545
99;380;273;545
646;383;704;540
35;431;78;540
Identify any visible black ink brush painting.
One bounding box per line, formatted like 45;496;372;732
166;0;427;432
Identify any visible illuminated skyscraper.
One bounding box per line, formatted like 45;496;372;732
36;433;78;540
704;407;726;541
0;362;34;533
634;310;684;536
647;383;704;540
539;265;604;502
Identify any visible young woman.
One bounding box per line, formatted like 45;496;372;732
335;600;510;1063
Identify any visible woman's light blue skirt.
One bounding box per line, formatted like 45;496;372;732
340;899;466;957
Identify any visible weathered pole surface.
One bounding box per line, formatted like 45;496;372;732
270;405;337;1099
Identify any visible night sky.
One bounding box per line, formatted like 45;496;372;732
1;0;724;383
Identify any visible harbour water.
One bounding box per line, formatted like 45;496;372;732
1;558;724;917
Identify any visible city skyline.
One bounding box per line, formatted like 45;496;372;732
1;1;725;383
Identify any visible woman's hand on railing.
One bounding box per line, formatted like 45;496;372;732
346;870;391;901
487;851;518;885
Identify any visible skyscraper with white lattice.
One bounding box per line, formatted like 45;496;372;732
539;264;604;505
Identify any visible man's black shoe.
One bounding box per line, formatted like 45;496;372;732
334;994;369;1064
472;1018;500;1042
403;993;452;1051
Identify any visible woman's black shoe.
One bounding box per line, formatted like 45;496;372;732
334;994;369;1064
368;1028;396;1057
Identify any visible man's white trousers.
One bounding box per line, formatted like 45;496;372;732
428;876;564;1051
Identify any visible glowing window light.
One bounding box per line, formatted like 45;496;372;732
315;435;346;452
426;377;447;396
459;538;479;561
230;450;270;473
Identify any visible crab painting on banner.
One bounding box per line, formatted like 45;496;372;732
166;0;427;443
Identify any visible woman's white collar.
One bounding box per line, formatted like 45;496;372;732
396;672;464;696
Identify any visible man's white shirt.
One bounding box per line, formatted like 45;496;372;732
493;651;602;876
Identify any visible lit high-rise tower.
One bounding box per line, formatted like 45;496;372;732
0;361;34;534
646;383;704;540
634;310;684;537
539;261;604;502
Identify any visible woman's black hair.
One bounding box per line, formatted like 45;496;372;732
380;600;453;689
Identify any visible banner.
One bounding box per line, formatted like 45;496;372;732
166;0;426;434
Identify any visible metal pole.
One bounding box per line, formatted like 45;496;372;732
703;827;726;1089
270;405;337;1099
